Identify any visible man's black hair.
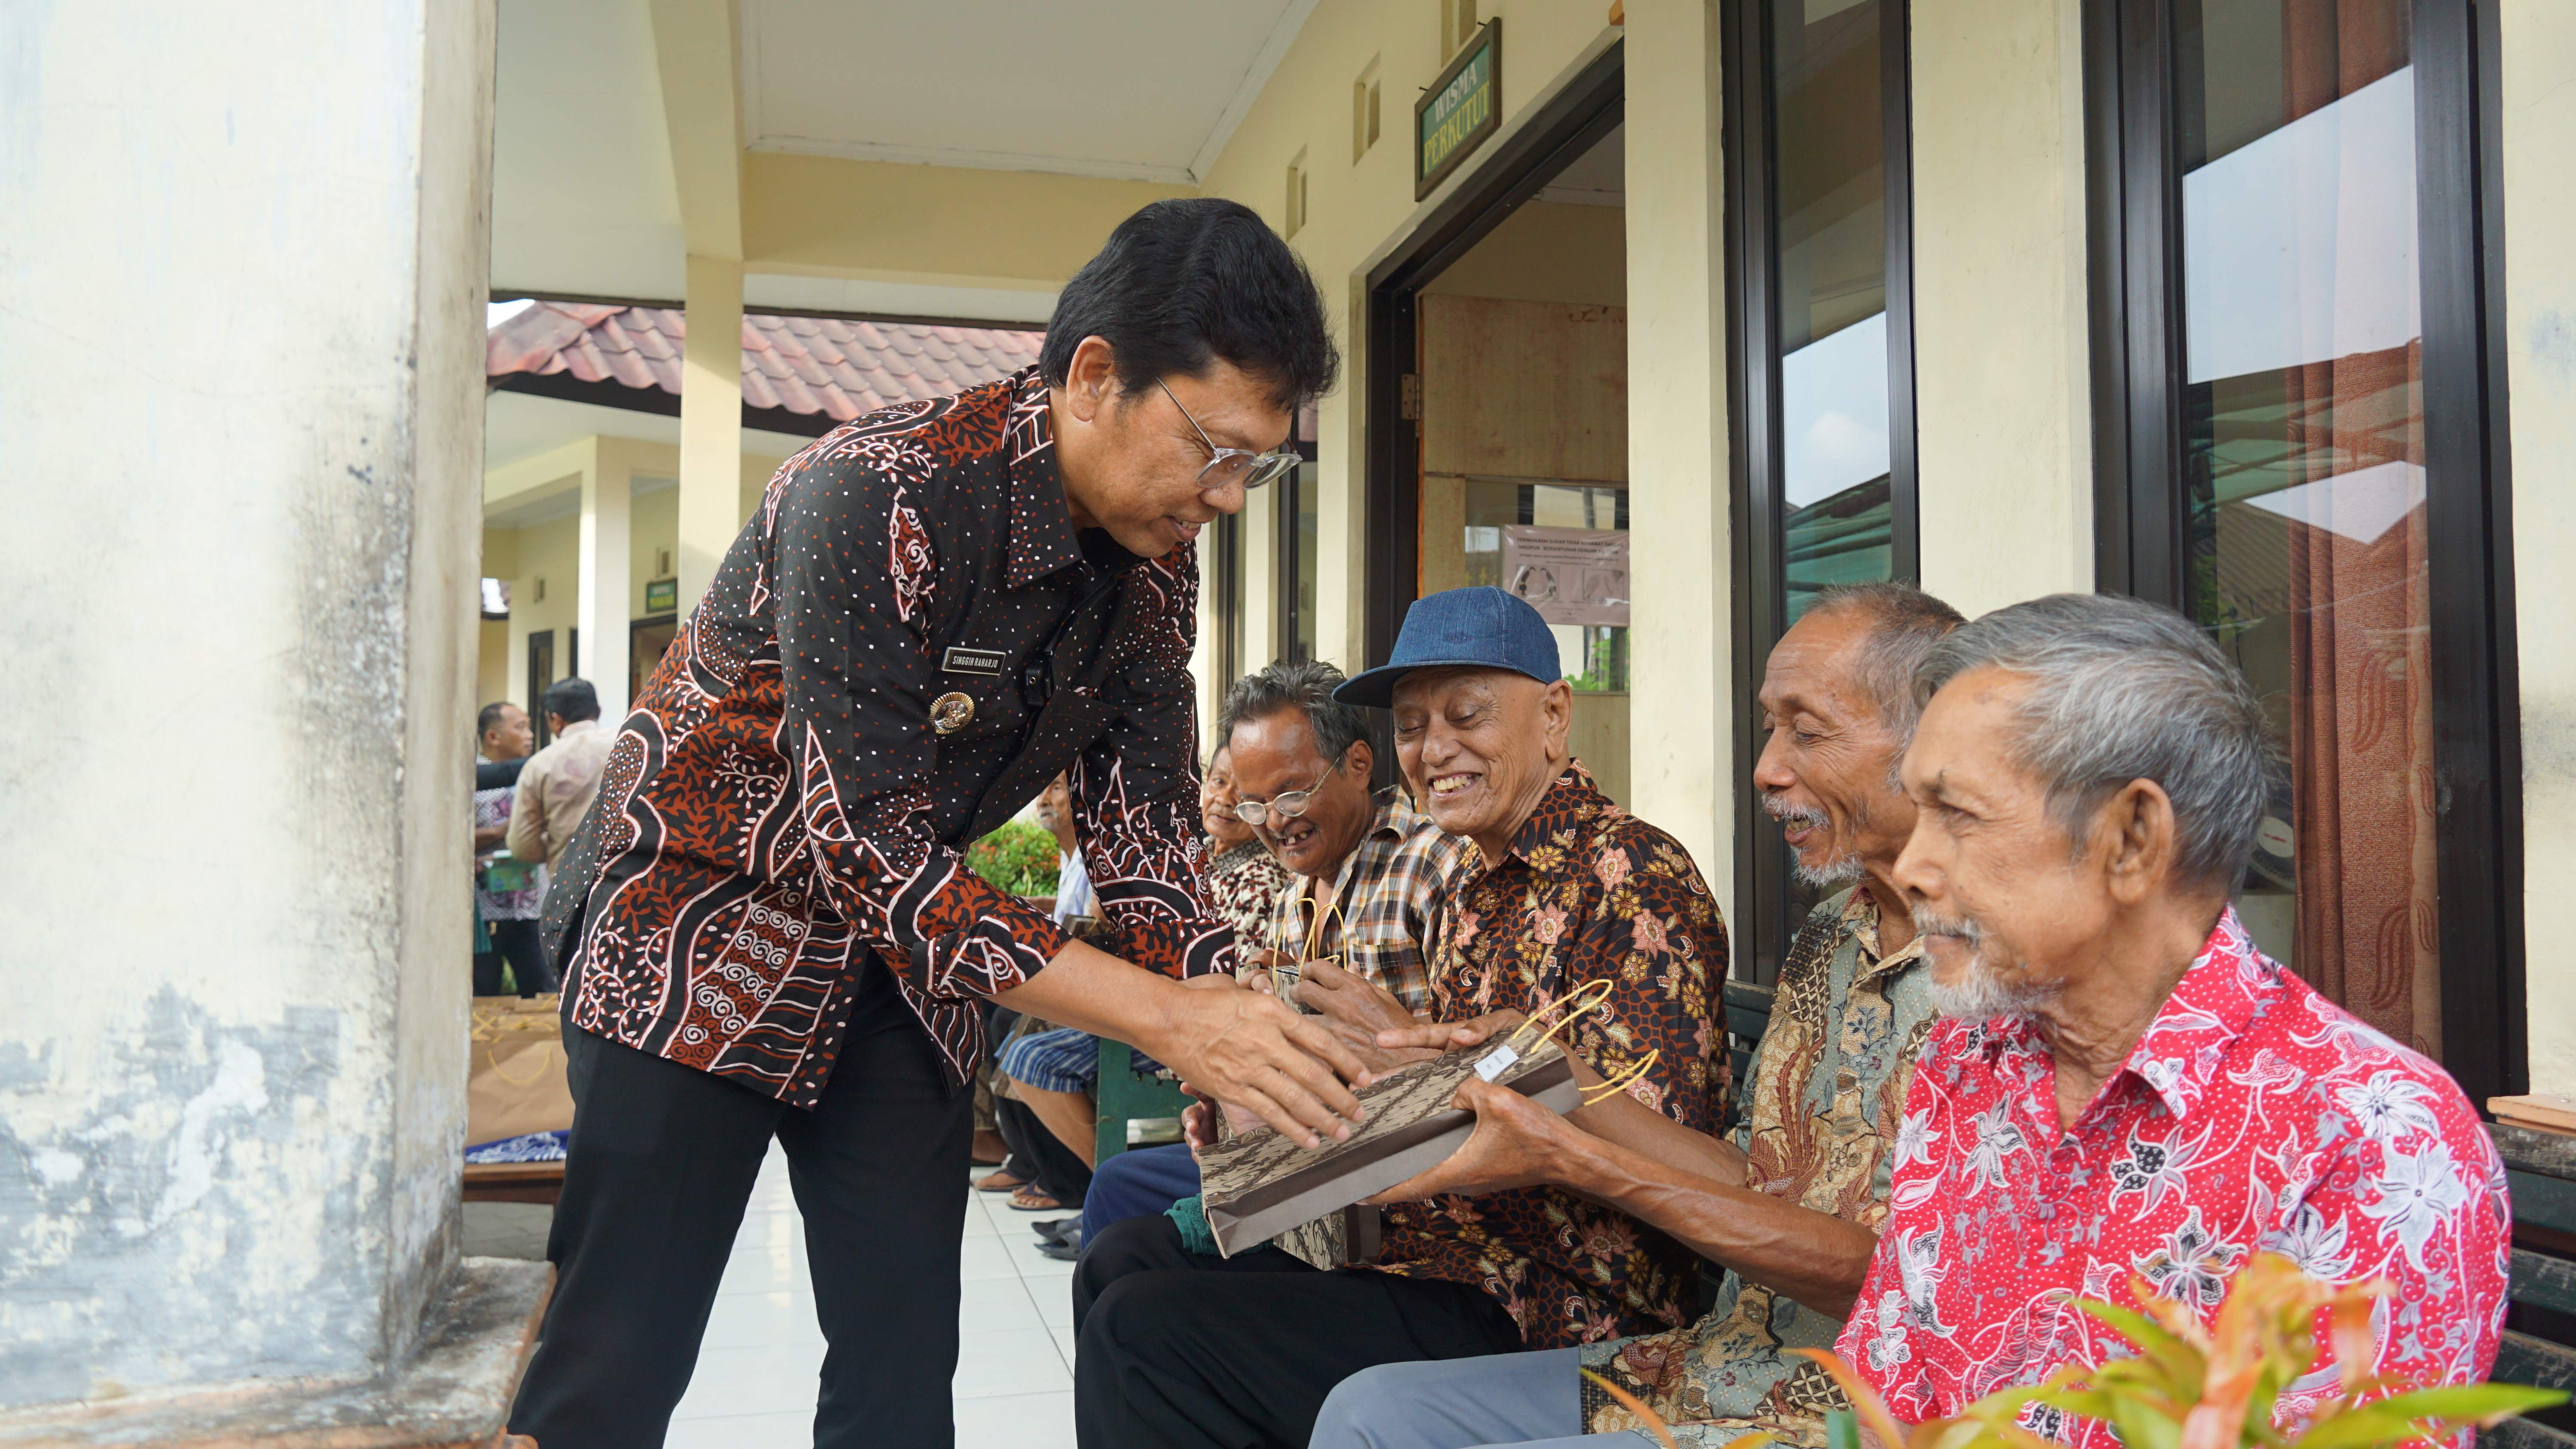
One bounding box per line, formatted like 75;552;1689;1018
1040;198;1339;412
476;700;516;742
543;676;600;726
1218;660;1368;765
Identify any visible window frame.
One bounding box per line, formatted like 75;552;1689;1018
1725;0;1923;987
2082;0;2524;1098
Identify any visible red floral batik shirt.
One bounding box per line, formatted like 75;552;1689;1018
1359;762;1728;1349
1836;909;2511;1448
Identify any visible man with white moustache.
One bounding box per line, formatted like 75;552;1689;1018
1311;582;1966;1449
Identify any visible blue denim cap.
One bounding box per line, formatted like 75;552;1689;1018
1331;586;1563;708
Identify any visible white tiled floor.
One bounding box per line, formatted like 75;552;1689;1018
663;1146;1079;1449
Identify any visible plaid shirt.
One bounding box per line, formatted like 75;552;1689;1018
1261;791;1470;1014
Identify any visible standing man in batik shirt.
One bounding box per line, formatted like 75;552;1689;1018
1842;595;2508;1443
509;200;1380;1449
1311;583;1971;1449
1071;589;1725;1449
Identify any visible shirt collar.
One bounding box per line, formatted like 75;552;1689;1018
557;718;602;739
1210;837;1274;874
1839;887;1927;988
1000;368;1088;588
1494;760;1605;869
2115;907;2277;1119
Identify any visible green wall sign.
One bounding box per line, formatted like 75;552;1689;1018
645;578;677;614
1416;20;1501;200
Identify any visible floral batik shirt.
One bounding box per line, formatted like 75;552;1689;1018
1581;886;1938;1446
1357;762;1727;1349
1836;909;2511;1449
1204;838;1292;945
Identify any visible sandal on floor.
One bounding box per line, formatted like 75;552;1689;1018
1008;1185;1068;1212
973;1168;1027;1193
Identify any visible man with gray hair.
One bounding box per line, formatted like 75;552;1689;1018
1312;582;1968;1449
1829;593;2509;1443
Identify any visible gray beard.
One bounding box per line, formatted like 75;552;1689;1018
1914;908;2057;1021
1763;796;1865;892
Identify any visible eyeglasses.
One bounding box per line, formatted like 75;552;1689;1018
1159;378;1303;492
1231;756;1343;827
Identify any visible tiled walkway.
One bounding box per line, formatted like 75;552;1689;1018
664;1146;1080;1449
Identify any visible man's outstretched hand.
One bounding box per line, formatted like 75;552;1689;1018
993;940;1376;1152
1153;974;1377;1149
1360;1076;1578;1204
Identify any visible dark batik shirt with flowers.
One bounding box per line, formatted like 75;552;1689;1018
559;368;1229;1106
1357;761;1728;1349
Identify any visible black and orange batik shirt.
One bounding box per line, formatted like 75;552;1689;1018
561;368;1228;1106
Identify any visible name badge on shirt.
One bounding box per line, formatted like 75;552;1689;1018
942;646;1007;677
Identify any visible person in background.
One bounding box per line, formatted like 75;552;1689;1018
990;775;1107;1213
507;676;614;875
472;701;552;997
1073;601;1725;1449
1200;741;1293;940
1072;660;1470;1264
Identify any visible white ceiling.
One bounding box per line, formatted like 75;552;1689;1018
740;0;1321;184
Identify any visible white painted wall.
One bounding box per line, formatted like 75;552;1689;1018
2501;0;2576;1098
1908;0;2095;613
0;0;493;1406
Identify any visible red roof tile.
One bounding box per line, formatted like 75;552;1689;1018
486;303;1044;422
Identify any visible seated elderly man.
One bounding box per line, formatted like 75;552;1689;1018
1071;587;1727;1449
1075;659;1466;1251
1312;582;1967;1449
1832;593;2508;1437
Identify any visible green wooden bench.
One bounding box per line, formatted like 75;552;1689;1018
2492;1122;2576;1449
1094;1037;1195;1164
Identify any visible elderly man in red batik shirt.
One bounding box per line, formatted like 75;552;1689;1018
1837;594;2509;1446
1070;586;1728;1449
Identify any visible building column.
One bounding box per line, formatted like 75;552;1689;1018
1909;0;2094;613
2503;0;2576;1098
579;446;633;723
1622;0;1734;887
0;0;546;1432
677;254;745;612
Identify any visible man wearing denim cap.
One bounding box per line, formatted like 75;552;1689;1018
1071;588;1728;1449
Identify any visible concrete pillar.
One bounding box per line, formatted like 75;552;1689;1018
678;254;746;612
2503;0;2576;1097
0;0;546;1432
579;449;633;722
1622;0;1734;887
1908;0;2094;614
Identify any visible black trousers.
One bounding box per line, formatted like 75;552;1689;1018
1071;1214;1525;1449
995;1093;1092;1204
507;961;972;1449
475;917;556;997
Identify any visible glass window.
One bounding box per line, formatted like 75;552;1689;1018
1732;0;1916;984
2170;0;2433;1044
1774;0;1901;620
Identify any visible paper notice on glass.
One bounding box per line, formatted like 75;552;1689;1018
1501;526;1629;627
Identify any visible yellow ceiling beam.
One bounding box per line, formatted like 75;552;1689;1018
742;152;1197;289
648;0;743;261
